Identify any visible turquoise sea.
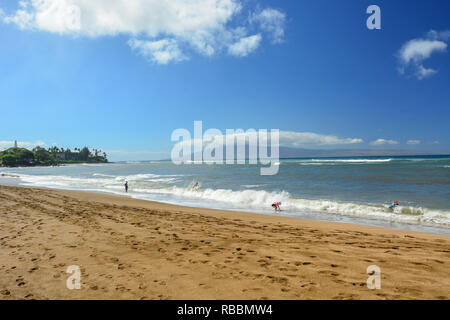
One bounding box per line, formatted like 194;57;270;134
2;155;450;235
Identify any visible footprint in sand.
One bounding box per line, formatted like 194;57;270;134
333;293;359;300
1;289;11;296
243;288;262;293
28;267;39;273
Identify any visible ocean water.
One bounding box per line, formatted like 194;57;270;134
2;155;450;235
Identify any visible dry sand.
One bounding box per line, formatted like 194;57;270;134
0;184;449;300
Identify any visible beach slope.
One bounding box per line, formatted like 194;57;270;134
0;185;449;300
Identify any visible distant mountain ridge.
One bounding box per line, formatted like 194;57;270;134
181;145;448;161
278;147;449;158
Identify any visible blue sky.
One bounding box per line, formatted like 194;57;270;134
0;0;449;160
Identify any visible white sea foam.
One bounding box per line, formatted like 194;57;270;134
8;170;450;228
17;174;113;188
281;158;394;166
113;173;182;183
128;186;450;227
309;159;393;163
13;172;182;190
92;173;116;178
312;159;392;162
0;172;20;178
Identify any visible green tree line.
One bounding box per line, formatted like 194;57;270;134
0;146;108;167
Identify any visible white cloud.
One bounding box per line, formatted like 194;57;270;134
0;140;46;149
227;34;261;57
2;0;287;64
398;31;448;79
250;8;286;44
431;140;440;145
173;130;363;150
4;0;241;36
414;64;438;79
370;139;398;146
279;131;363;147
406;140;420;145
128;38;186;64
399;40;446;64
428;30;450;41
105;149;168;161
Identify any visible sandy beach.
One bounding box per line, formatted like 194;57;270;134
0;184;449;300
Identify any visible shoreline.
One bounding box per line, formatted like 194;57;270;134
1;184;449;299
2;182;448;238
1;176;449;236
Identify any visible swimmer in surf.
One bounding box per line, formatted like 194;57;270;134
272;202;281;212
389;201;399;209
124;181;128;193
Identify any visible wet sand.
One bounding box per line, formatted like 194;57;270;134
0;184;449;300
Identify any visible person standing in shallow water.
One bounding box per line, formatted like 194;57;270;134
124;181;128;193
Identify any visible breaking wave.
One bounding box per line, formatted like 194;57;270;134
130;186;450;227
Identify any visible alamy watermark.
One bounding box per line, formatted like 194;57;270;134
171;121;280;175
366;5;381;30
366;265;381;290
66;265;81;290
